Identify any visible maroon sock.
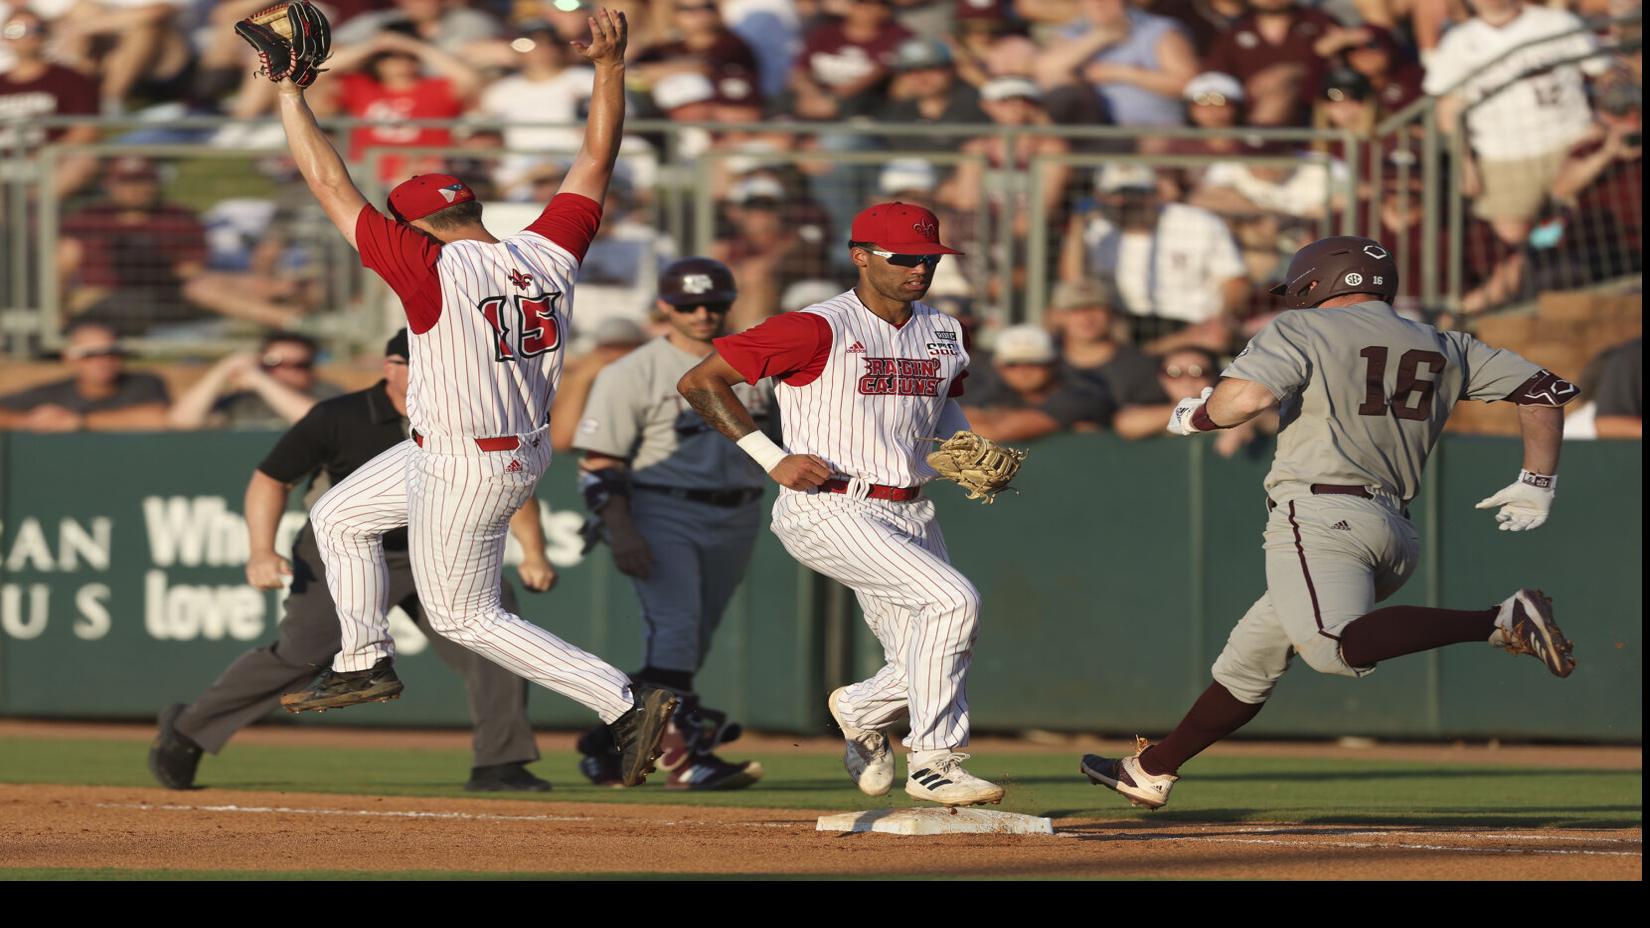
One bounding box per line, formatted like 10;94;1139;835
1138;682;1263;777
1338;605;1498;667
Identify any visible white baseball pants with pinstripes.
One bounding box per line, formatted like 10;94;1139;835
771;490;979;753
308;430;635;723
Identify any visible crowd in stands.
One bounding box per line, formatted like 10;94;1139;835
0;0;1640;442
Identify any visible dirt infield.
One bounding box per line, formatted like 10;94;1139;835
0;783;1638;879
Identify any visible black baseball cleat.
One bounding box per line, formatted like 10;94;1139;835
147;703;203;790
1494;589;1576;678
607;684;679;787
575;724;626;787
464;761;552;792
279;657;404;714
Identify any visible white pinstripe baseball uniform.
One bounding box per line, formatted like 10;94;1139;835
308;193;635;723
715;290;978;753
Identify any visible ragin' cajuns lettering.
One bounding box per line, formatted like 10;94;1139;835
858;357;944;396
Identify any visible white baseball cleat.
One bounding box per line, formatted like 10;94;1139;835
1080;737;1177;809
1491;588;1576;678
828;687;894;796
904;752;1005;807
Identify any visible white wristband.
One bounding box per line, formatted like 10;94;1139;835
1519;470;1557;493
737;431;789;473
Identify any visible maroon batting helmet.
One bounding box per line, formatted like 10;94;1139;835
659;257;738;306
1269;236;1399;308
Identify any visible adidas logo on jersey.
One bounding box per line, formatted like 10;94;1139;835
846;341;866;353
1331;521;1351;531
505;460;522;473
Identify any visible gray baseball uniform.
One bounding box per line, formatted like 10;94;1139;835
1210;301;1541;702
575;337;774;672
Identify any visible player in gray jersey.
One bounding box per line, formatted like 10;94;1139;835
1081;236;1582;810
572;258;772;790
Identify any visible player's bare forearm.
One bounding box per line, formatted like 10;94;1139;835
559;9;628;203
509;496;550;557
244;470;293;558
275;86;367;248
967;407;1061;443
678;354;759;442
1517;404;1563;475
1204;378;1278;427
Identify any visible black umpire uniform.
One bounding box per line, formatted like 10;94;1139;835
150;333;544;791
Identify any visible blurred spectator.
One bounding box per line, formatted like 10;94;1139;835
791;0;913;120
550;316;648;450
1592;335;1642;439
1061;163;1248;351
780;278;846;312
1047;278;1164;406
712;172;835;330
652;70;719;157
722;0;804;98
333;0;503;55
951;0;1037;88
1145;0;1247;55
1152;70;1252;157
1329;23;1424;115
1204;0;1343;126
1193;138;1348;222
477;19;595;194
1539;75;1642;286
0;9;99;195
1112;344;1276;454
329;30;485;184
1035;0;1199;128
58;156;307;335
943;77;1071;234
50;0;192;112
0;319;169;431
169;332;345;431
633;0;760;100
961;323;1117;440
1425;0;1605;246
880;36;987;130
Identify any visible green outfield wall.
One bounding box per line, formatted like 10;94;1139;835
0;432;1638;741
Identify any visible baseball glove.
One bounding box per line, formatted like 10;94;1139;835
235;0;332;88
925;430;1028;504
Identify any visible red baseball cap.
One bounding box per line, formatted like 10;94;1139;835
850;202;963;255
389;173;476;222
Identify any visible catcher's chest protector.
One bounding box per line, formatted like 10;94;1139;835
776;296;969;487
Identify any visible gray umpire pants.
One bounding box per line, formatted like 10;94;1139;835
627;490;762;674
174;527;538;768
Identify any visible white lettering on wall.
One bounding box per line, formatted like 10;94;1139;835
143;497;249;567
3;519;54;572
0;584;49;639
60;518;112;571
144;570;265;641
74;584;112;640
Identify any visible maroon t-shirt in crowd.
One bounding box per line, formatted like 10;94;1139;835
1204;8;1341;117
800;19;912;114
60;203;207;289
1376;62;1425;114
0;64;98;148
636;30;761;87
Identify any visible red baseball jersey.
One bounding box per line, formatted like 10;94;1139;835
716;291;969;487
356;193;602;440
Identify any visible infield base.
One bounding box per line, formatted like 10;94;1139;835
816;808;1055;836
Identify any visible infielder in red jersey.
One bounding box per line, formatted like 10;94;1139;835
676;203;1005;807
263;7;677;787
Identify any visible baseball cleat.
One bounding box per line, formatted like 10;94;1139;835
1080;737;1177;809
665;754;766;791
575;724;627;787
148;703;203;790
608;684;679;787
464;761;552;792
904;752;1005;807
1493;588;1576;678
279;657;403;714
828;687;894;796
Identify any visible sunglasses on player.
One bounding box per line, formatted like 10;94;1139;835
864;247;942;269
671;302;732;315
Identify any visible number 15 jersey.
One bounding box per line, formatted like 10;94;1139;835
1225;301;1546;503
355;193;602;440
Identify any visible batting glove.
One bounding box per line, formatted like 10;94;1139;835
1166;387;1215;437
1474;470;1556;532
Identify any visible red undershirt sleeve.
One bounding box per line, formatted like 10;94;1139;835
524;193;604;264
713;312;833;386
356;204;444;334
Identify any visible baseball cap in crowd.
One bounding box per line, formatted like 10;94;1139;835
1049;278;1117;311
385;328;409;359
850;201;963;255
992;325;1057;365
653;72;716;111
731;174;786;205
780;279;843;312
389;173;476;221
1094;162;1157;194
1322;66;1372;103
106;155;159;181
980;76;1041;103
954;0;1008;21
1184;71;1244;106
878;158;939;195
716;72;761;107
1596;77;1641;115
891;37;952;71
592;317;646;347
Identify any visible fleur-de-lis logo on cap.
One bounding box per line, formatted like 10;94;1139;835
913;219;937;238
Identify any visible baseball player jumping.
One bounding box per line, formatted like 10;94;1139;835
572;258;771;790
245;4;677;786
1080;236;1580;810
677;203;1007;807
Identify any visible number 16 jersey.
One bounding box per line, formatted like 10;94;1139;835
1225;301;1543;503
355;193;602;440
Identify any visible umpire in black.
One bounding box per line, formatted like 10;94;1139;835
149;330;557;792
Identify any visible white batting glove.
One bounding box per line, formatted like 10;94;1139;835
1474;470;1556;532
1166;386;1215;436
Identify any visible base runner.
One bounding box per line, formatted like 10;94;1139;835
1080;236;1580;809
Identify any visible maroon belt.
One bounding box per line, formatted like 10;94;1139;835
1268;484;1409;517
821;479;922;502
412;431;520;452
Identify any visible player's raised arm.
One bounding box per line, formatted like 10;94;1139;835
274;83;368;249
557;8;628;205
